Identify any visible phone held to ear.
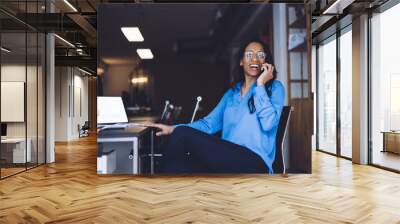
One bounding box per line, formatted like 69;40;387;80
259;68;265;76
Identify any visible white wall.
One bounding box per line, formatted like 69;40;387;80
55;67;89;141
1;65;40;137
1;65;26;139
72;72;89;138
1;63;46;163
55;67;69;141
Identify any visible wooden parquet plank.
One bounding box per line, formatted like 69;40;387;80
1;136;400;223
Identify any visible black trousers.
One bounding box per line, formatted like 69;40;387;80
161;126;268;173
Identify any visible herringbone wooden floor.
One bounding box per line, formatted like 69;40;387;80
1;136;400;224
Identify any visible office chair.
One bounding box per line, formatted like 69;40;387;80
78;121;90;138
272;106;293;174
160;100;170;122
172;106;182;123
148;103;183;173
160;104;175;125
191;96;202;123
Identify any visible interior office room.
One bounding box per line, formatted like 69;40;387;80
96;3;311;175
0;0;400;223
0;3;46;179
312;0;400;172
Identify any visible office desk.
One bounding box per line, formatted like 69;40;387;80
1;138;32;164
97;126;154;174
382;131;400;154
128;115;159;123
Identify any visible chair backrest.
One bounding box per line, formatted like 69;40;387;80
82;121;90;129
160;104;174;124
161;104;183;125
172;106;182;122
273;106;293;174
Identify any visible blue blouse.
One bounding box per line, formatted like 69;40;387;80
181;80;285;173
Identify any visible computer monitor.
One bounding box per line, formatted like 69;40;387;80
1;123;7;137
97;96;128;124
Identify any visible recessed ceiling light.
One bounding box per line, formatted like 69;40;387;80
54;34;75;48
322;0;354;15
97;67;104;75
121;27;144;42
1;47;11;53
136;49;153;59
78;67;93;76
63;0;78;12
131;77;148;84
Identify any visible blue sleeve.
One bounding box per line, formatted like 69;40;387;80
176;90;231;134
253;80;285;132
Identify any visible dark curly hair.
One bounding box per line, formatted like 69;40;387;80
231;38;277;113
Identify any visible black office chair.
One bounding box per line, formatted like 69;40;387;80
272;106;293;174
148;104;183;174
160;104;174;124
78;121;90;138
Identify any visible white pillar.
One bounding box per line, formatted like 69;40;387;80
352;14;369;164
273;4;290;169
273;3;288;105
46;1;55;163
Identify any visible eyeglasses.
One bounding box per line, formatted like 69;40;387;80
244;51;266;61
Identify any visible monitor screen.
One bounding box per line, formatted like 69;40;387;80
97;97;128;124
1;123;7;137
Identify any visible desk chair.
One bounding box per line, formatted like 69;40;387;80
148;103;183;173
272;106;293;174
160;104;175;124
78;121;90;138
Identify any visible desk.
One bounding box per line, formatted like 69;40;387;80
1;138;32;163
382;131;400;154
128;115;159;123
97;126;154;174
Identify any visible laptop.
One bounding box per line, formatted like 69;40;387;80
97;96;142;130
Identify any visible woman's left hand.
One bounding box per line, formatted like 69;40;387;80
257;63;274;86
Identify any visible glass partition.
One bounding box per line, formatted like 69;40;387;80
339;27;352;158
1;30;28;177
27;30;38;169
370;3;400;171
317;35;337;155
0;1;46;179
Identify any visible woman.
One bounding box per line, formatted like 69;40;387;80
145;39;285;174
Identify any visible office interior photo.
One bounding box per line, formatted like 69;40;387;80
0;0;400;223
96;3;312;175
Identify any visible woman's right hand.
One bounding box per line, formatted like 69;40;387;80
142;122;175;136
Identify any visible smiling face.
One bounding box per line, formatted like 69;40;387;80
240;42;266;78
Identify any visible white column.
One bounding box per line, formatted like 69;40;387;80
273;4;290;169
273;3;288;105
46;1;55;163
46;33;55;163
352;14;369;164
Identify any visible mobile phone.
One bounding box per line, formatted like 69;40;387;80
259;68;265;76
